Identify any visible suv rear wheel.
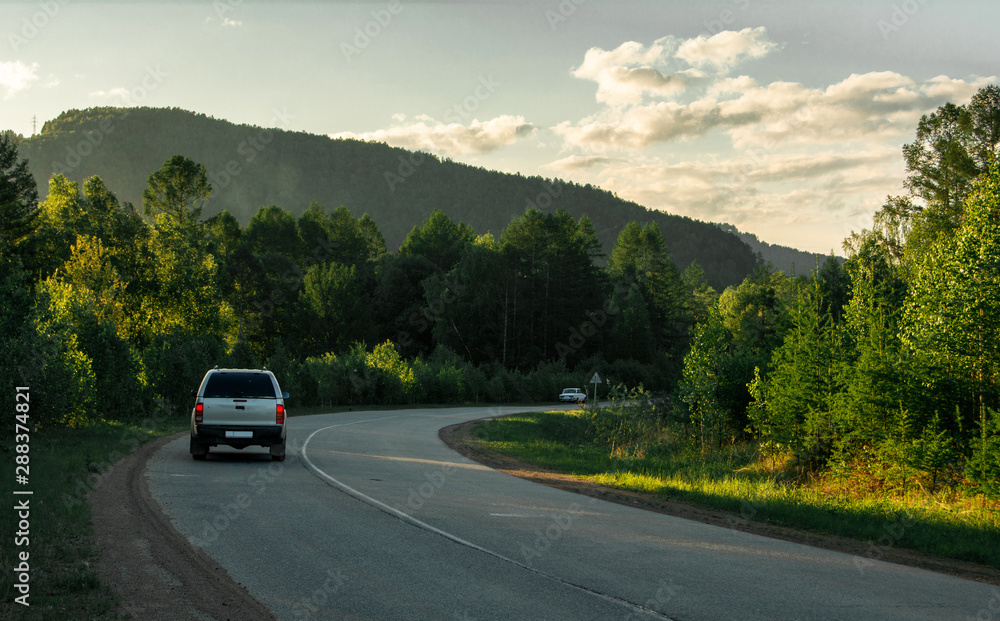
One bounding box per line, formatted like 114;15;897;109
270;439;286;462
191;438;209;460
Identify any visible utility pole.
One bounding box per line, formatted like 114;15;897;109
32;115;37;136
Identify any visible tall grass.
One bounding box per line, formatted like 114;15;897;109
1;418;185;619
472;405;1000;568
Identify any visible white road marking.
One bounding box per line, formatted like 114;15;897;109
299;415;674;620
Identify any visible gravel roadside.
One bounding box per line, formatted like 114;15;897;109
89;432;276;621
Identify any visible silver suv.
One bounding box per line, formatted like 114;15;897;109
190;368;288;461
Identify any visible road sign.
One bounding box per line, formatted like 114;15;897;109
590;372;602;384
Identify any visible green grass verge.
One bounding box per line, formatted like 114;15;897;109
472;410;1000;569
1;418;188;619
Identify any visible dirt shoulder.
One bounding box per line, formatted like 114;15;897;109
440;419;1000;588
88;432;275;621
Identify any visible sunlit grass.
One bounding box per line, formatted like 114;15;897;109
471;410;1000;568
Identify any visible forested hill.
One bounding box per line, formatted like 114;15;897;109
715;224;844;275
21;106;759;288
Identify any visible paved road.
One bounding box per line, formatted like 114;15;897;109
147;406;999;620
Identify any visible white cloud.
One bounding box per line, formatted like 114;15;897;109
545;154;623;172
0;61;39;99
557;65;996;153
221;18;242;27
541;145;909;253
675;27;779;72
571;38;689;106
89;87;130;100
332;114;536;156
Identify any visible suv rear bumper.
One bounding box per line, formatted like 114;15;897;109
192;424;284;447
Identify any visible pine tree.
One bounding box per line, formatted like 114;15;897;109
0;132;39;262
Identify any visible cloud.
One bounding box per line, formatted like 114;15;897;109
545;155;623;172
571;38;691;106
221;18;242;27
89;87;130;100
560;31;995;155
551;30;994;252
540;145;909;253
675;27;779;72
556;65;996;152
0;61;39;99
332;114;535;156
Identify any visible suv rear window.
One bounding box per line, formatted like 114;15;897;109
203;372;276;399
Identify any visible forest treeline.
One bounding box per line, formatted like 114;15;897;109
19;106;764;290
2;85;999;498
1;138;722;424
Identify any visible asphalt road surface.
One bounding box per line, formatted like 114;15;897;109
146;406;1000;620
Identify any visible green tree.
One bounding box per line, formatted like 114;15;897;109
965;408;1000;498
399;209;476;272
244;204;302;261
372;253;439;358
903;164;1000;436
500;208;604;367
301;260;372;354
677;306;731;453
142;155;212;227
0;132;39;264
965;84;1000;172
609;221;691;359
752;277;843;470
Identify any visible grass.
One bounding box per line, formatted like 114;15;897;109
471;409;1000;569
1;417;188;620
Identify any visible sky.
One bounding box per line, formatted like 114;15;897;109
1;1;997;255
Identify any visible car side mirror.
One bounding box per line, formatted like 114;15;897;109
282;391;290;400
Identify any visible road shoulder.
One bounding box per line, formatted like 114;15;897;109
88;432;276;620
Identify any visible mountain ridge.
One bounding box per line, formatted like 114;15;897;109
19;106;786;289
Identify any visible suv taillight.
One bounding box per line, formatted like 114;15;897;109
195;403;203;424
276;403;285;425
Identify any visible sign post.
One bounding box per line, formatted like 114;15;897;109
589;372;602;407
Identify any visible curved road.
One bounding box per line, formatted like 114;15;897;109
147;407;998;620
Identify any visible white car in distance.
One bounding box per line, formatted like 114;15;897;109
559;387;587;404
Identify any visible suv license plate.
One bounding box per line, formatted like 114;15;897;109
226;431;253;438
